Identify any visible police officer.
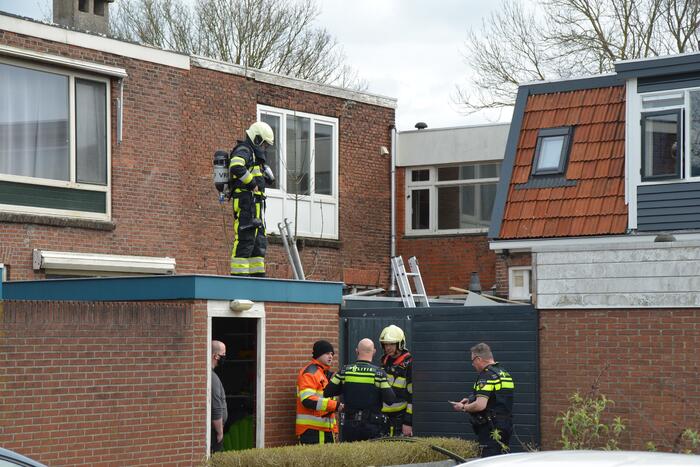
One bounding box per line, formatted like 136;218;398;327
229;121;274;276
451;343;515;457
379;325;413;437
324;338;396;442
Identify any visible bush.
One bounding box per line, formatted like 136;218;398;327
556;392;625;450
205;436;479;467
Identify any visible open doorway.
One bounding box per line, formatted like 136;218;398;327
212;316;258;451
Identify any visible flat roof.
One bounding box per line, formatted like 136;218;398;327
0;274;343;304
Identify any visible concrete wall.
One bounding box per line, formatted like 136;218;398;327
397;123;509;167
534;241;700;308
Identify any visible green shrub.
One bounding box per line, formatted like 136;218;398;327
556;392;625;450
205;436;479;467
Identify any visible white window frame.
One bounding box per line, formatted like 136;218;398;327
0;56;111;221
405;163;499;236
258;105;338;239
508;266;532;301
626;81;700;229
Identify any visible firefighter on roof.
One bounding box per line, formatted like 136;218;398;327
228;121;274;276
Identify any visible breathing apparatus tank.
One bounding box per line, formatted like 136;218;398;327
213;150;230;202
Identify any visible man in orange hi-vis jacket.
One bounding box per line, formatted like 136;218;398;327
296;340;342;444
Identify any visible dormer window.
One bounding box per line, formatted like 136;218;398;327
641;109;681;181
532;127;573;175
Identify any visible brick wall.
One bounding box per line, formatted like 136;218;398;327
539;308;700;451
0;30;394;288
0;300;206;466
263;302;339;447
395;167;497;295
494;252;532;298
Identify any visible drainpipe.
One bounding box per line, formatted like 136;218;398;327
389;125;397;294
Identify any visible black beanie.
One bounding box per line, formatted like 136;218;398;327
312;340;334;359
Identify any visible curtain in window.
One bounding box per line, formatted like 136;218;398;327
76;79;107;184
0;63;69;181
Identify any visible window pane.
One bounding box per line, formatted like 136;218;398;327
286;115;310;195
411;169;429;182
438;185;462;229
438;165;460;181
411;189;429;229
76;79;107;185
480;183;497;223
478;163;500;178
536;136;565;171
261;113;280;187
438;183;495;230
642;112;679;178
0;63;69;181
314;123;333;195
690;91;700;177
642;94;684;109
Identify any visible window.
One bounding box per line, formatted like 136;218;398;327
638;89;700;182
641;110;681;180
532;127;573;175
406;162;500;234
0;59;110;219
259;106;338;238
508;267;531;301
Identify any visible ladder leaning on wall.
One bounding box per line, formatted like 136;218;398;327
390;256;430;308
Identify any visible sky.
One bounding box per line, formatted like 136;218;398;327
0;0;512;131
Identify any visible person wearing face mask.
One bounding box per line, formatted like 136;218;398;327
295;340;342;444
210;340;228;453
379;324;413;437
228;121;275;277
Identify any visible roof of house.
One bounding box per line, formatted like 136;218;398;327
490;75;628;240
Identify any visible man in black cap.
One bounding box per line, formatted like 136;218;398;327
295;340;342;444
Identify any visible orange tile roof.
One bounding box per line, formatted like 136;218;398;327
499;85;627;239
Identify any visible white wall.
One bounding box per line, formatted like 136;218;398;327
534;240;700;308
397;123;510;167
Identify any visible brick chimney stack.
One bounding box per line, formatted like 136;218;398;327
53;0;115;35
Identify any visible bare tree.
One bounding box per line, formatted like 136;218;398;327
110;0;367;90
457;0;700;112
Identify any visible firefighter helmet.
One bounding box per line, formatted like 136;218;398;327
246;121;274;147
380;324;406;350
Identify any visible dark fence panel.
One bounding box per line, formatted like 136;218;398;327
340;304;539;451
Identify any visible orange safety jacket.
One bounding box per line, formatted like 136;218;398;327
295;358;339;436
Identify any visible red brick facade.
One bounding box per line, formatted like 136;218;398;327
494;252;532;298
395;167;497;295
0;299;339;465
539;308;700;451
0;27;393;288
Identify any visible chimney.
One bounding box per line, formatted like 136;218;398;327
53;0;115;35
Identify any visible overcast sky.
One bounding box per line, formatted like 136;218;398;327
0;0;512;131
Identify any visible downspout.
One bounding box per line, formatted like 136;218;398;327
389;125;397;294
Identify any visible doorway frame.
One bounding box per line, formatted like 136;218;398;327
207;300;266;451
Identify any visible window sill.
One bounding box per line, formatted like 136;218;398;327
267;234;341;250
403;230;489;239
0;212;115;231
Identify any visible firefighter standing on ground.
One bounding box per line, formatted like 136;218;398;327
324;338;396;442
451;342;515;458
229;121;274;276
295;340;342;444
380;325;413;437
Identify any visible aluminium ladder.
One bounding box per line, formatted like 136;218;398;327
391;256;430;308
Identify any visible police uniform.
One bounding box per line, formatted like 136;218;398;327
229;139;267;276
323;359;396;442
470;362;515;457
381;349;413;436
